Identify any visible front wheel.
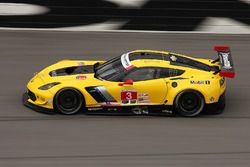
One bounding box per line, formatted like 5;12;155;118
54;88;84;115
174;90;205;117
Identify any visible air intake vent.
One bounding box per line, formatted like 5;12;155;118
28;89;36;101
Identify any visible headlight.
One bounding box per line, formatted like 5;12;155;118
38;82;60;90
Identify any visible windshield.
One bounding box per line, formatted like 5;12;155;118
95;56;127;81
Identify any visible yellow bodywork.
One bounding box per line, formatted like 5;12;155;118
26;50;226;110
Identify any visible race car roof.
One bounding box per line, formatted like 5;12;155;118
123;50;213;72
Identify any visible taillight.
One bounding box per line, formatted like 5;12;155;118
220;77;225;87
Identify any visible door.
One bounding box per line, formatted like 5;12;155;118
105;67;168;105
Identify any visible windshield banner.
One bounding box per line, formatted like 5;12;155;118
121;53;134;70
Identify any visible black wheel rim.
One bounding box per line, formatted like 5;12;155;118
57;89;82;114
179;92;202;114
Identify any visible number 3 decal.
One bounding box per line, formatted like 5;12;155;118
121;90;137;100
126;92;132;99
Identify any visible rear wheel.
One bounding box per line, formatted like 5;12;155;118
54;88;84;115
174;90;205;117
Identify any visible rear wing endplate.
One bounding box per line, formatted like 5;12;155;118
214;46;235;78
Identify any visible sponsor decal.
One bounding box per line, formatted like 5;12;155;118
121;90;137;100
209;96;215;102
122;100;129;104
122;99;137;104
76;75;87;80
138;97;149;103
138;93;150;103
100;102;120;106
121;90;137;104
205;80;210;85
130;99;137;104
170;55;177;61
220;53;232;69
132;106;149;115
87;107;103;111
143;60;161;63
190;80;210;85
78;62;85;66
162;110;173;114
121;53;134;70
107;108;118;111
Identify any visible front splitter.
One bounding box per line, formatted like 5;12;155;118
22;93;55;114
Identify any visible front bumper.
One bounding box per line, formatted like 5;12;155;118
22;92;54;114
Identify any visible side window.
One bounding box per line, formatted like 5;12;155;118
157;68;185;78
122;67;184;81
169;68;185;77
122;68;156;82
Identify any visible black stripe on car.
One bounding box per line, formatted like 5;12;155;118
85;86;117;103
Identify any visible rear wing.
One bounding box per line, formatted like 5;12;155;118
213;46;235;78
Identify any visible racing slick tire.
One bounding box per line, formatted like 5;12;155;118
174;90;205;117
54;88;84;115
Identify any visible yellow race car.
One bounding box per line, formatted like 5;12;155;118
23;46;235;117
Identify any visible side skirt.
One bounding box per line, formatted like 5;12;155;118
86;105;175;116
23;92;174;116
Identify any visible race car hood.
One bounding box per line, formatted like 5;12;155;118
34;60;105;84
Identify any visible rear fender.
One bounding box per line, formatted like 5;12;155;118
165;79;222;105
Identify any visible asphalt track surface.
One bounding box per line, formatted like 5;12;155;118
0;30;250;166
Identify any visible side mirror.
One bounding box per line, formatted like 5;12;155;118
118;79;133;86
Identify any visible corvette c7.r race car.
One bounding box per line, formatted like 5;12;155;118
23;46;235;117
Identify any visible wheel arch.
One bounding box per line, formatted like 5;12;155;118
52;87;86;111
173;88;205;106
173;89;206;117
165;84;207;105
